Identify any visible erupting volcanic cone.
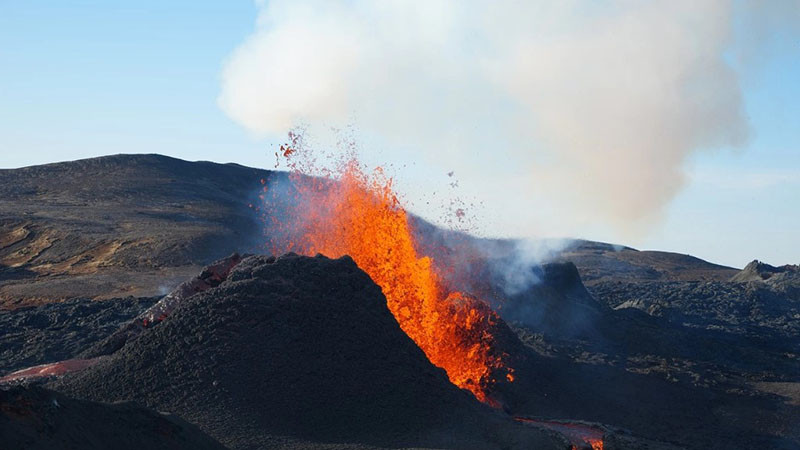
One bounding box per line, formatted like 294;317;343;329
52;254;562;450
258;145;515;403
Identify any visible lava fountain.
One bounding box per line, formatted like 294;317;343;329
254;136;513;403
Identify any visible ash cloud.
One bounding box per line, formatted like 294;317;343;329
219;1;788;234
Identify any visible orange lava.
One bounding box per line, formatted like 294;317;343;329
0;358;100;383
259;145;511;402
515;417;604;450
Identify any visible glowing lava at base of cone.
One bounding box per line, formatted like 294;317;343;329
515;418;604;450
256;142;512;403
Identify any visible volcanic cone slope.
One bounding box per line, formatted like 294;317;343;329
53;254;562;450
0;385;226;450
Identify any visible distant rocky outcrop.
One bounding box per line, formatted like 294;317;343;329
558;240;739;284
732;259;800;288
497;261;604;339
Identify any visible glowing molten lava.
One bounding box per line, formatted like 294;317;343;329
516;418;604;450
0;358;101;383
258;147;511;402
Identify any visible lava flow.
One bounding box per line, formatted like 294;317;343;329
516;418;604;450
256;138;512;403
0;358;102;384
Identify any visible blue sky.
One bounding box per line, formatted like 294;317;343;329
0;1;264;167
0;1;797;268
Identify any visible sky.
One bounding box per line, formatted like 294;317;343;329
0;1;798;269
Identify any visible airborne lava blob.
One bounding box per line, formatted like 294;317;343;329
256;136;513;403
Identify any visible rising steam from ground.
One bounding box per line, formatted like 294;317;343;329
220;0;794;235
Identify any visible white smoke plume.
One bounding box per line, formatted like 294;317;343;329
219;1;787;236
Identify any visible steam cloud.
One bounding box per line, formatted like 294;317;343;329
219;1;791;236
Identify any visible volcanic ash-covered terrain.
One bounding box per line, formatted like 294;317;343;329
2;155;799;449
51;253;565;450
0;384;225;450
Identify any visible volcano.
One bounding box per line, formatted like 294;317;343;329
51;253;564;449
1;154;798;449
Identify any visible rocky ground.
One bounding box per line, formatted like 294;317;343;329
1;154;798;449
0;384;225;450
483;260;799;449
0;296;157;374
0;154;272;308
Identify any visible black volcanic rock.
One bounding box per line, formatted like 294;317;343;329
79;253;245;359
498;261;604;339
591;277;800;342
0;385;226;450
0;296;157;373
52;254;561;450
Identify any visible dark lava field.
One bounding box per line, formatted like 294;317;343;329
1;155;798;449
